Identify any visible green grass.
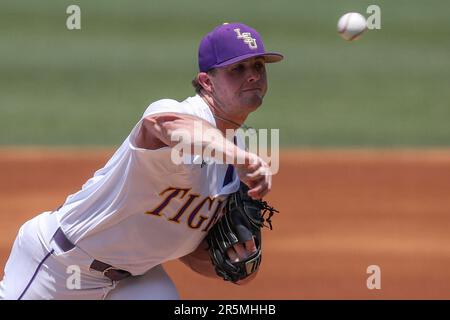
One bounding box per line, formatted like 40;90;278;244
1;0;449;147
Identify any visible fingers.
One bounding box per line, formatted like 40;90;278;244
247;169;272;199
247;172;271;198
234;243;249;260
236;153;272;200
226;238;257;262
226;247;240;263
244;239;257;253
246;163;268;179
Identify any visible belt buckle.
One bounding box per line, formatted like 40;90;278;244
89;259;131;281
102;266;114;277
103;267;131;281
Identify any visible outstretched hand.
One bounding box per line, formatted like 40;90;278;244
235;153;272;199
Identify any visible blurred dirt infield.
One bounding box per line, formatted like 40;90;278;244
1;148;450;299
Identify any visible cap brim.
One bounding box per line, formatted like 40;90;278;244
212;52;284;69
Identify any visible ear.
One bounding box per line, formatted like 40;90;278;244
197;72;214;94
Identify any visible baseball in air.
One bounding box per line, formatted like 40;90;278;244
337;12;367;41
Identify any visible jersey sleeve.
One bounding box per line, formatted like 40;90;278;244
128;98;210;151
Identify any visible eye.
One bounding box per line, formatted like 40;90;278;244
255;61;265;71
231;64;245;72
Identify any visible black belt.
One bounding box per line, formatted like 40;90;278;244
52;227;131;281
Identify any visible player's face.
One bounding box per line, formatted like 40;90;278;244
210;57;268;115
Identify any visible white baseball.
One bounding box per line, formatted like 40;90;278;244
337;12;367;41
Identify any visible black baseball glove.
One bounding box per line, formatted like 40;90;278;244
205;182;278;283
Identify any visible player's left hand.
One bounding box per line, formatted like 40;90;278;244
205;182;278;284
226;238;257;263
226;238;258;285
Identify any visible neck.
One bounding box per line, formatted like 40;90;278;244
199;92;247;134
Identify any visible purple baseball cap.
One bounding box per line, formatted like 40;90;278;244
198;22;284;72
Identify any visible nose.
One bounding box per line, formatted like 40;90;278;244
247;67;261;83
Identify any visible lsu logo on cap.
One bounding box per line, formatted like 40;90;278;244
234;28;257;49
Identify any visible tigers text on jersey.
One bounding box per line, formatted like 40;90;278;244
54;95;241;275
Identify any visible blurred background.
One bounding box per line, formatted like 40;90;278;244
1;0;450;299
1;0;449;147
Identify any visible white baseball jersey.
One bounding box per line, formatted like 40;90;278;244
55;95;241;275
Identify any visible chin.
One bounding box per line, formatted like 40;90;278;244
241;95;264;111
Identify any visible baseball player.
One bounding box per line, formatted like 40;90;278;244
0;22;283;299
